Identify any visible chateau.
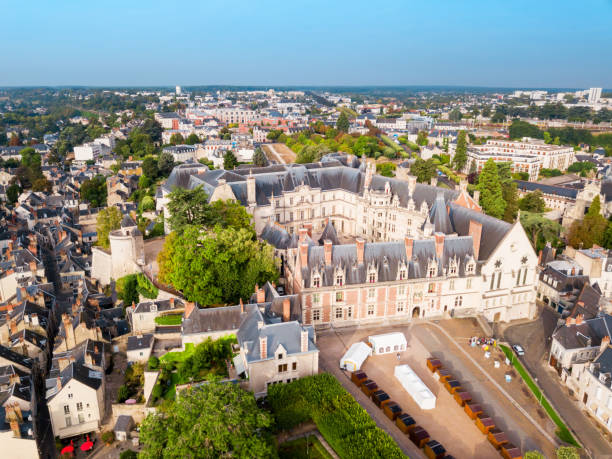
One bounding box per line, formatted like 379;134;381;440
158;154;538;326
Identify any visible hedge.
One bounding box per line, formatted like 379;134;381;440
499;345;578;446
436;165;461;184
268;373;405;459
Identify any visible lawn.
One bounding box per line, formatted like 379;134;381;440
160;343;195;364
155;314;183;326
278;435;333;459
499;345;579;446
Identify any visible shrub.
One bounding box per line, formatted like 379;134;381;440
268;373;404;459
147;356;159;370
117;385;129;403
119;450;138;459
101;431;115;445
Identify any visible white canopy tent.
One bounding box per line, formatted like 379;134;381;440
394;364;436;410
368;332;407;355
339;342;372;371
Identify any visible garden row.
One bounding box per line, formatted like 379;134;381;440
351;370;450;459
267;373;405;459
426;357;521;459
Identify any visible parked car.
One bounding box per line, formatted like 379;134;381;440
512;344;525;356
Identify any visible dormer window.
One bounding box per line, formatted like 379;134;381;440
448;259;457;276
428;262;437;278
335;271;344;286
399;267;407;281
312;274;321;288
466;260;475;275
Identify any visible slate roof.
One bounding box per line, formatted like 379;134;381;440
237;306;316;363
0;345;33;370
553;314;612;350
46;362;103;400
183;304;248;336
127;334;154;351
515;180;579;199
592;346;612;378
319;219;340;246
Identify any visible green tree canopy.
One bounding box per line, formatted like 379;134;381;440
453;130;468;171
185;133;200;145
142;156;159;178
568;195;608;249
520;212;562;252
80;174;107;208
158;152;175;177
449;108;462;121
477;159;505;219
96;206;122;248
410;158;437;183
223;150;238;170
6;184;20;204
376;162;396;177
252;147;267;167
416;130;428;146
336;111;350;133
169;133;184;145
157;226;278;306
497;162;518;222
139;382;274;459
519;190;546;213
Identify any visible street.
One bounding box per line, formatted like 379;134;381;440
504;305;612;458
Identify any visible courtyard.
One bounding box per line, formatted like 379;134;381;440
317;319;559;459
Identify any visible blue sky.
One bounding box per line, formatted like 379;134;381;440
1;0;611;88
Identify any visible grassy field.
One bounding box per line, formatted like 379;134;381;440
154;314;183;326
499;345;579;446
278;435;333;459
160;343;195;364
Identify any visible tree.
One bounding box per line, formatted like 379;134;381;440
497;162;518;223
157;226;278;305
32;178;52;193
142;156;158;179
449;108;462;122
453;130;468;171
410;158;437;183
169;133;184;145
141;119;163;143
252;147;267;167
568;195;608;249
223;151;238;170
119;450;138;459
116;274;139;306
477;159;505;219
6;184;20;204
416;131;428;146
376;162;396;177
139;196;155;212
555;447;580;459
519;190;546;213
520;212;562;251
80;175;107;208
491;110;506;123
336;112;349;133
158;152;175;177
166;186;253;234
96;206;122;248
147;356;159;370
185;133;200;145
139;382;274;459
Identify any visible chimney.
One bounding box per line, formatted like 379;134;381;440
247;172;256;204
404;236;414;261
601;335;611;353
565;316;575;326
324;240;333;266
301;329;309;352
303;222;313;237
62;314;75;349
259;336;267;359
58;357;70;372
407;175;417;195
9;420;20;438
459;179;468;192
184;302;196;319
282;298;291;322
299;242;309;267
468;220;482;260
434;232;445;259
8;373;20;385
239;298;244;314
84;352;93;367
257;285;266;303
576;314;584;325
169;297;175;308
9;319;17;336
12;403;22;422
298;228;308;244
356;238;365;265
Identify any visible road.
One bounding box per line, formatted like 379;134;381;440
504;305;612;458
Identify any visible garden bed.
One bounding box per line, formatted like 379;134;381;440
154;314;183;326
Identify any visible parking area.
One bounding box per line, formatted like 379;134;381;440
317;320;558;459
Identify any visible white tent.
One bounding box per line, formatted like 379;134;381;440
339;342;372;371
394;364;436;410
368;332;407;355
